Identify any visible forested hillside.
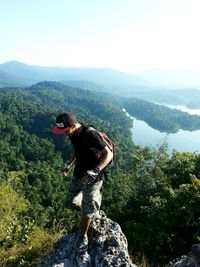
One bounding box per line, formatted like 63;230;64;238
124;98;200;133
0;82;200;267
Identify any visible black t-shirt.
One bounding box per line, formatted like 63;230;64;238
70;125;107;179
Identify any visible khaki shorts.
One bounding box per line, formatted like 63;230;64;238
70;177;103;219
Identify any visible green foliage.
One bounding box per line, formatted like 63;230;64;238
5;217;35;246
0;173;62;267
121;146;200;265
165;151;198;187
0;82;135;265
102;168;134;220
0;175;28;243
1;82;200;266
124;98;200;133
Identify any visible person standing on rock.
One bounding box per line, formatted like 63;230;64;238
52;112;113;252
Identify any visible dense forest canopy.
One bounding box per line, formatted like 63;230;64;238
124;98;200;133
0;81;200;266
1;61;200;109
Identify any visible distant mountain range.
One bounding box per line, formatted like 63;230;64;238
1;61;200;109
1;60;200;91
0;60;143;89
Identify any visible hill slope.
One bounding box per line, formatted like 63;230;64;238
124;97;200;133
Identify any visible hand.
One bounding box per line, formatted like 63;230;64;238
82;167;101;184
62;164;70;177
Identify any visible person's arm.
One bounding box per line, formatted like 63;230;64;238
63;150;76;177
82;146;113;184
97;146;113;171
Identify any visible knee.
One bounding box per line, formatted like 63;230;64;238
72;203;81;211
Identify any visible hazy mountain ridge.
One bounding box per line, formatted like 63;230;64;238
0;68;24;87
1;61;200;108
1;61;200;90
0;60;142;88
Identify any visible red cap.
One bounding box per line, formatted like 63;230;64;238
52;125;67;134
52;112;77;135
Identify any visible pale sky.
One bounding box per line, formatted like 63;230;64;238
1;0;200;73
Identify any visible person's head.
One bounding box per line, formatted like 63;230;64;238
52;112;78;136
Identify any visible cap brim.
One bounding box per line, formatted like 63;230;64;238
52;126;67;134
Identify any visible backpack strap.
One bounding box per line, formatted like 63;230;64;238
84;125;110;182
85;125;115;153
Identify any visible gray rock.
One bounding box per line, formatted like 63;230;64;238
169;244;200;267
39;211;136;267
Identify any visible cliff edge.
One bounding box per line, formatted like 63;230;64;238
39;211;136;267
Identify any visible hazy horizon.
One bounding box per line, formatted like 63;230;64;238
1;59;200;89
1;0;200;75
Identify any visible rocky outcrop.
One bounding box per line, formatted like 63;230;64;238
39;211;136;267
169;244;200;267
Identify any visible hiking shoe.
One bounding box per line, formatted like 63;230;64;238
78;235;88;252
76;251;91;267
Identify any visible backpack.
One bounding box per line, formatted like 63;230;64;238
85;125;115;167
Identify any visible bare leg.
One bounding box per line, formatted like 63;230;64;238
73;204;81;211
77;217;91;252
81;217;91;237
72;191;83;212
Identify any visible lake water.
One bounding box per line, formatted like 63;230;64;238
123;106;200;153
